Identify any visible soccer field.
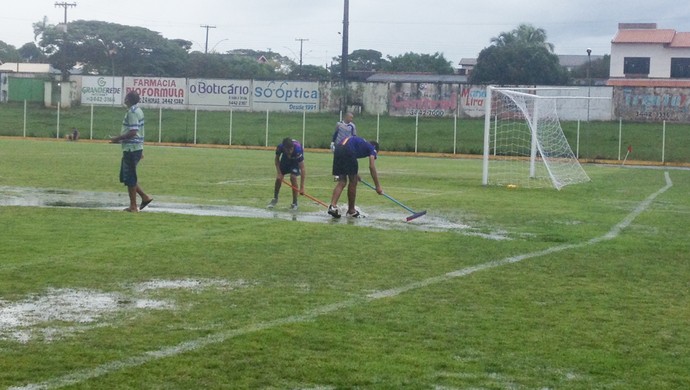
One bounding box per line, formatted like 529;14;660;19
1;138;689;389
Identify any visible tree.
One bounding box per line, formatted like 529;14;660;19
471;24;568;85
18;43;46;63
348;49;387;72
287;64;330;81
570;55;610;81
227;49;295;74
186;52;233;78
491;24;554;52
36;20;191;77
383;52;454;74
224;55;278;80
0;41;22;63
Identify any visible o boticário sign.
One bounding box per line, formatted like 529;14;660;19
187;79;251;108
252;80;319;112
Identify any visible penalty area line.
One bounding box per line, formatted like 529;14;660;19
9;172;673;390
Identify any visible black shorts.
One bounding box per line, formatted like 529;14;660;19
332;146;358;176
279;159;301;176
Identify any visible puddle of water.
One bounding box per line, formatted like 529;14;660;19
0;278;246;343
131;278;251;293
0;186;508;239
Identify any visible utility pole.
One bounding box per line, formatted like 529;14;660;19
54;1;77;101
295;38;309;74
55;2;76;25
341;0;349;111
586;48;592;122
200;25;216;54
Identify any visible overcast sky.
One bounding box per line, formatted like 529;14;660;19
3;0;690;67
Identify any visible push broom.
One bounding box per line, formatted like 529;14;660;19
281;179;329;208
359;179;427;221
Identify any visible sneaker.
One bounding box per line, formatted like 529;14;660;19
327;205;341;218
267;198;278;209
290;203;298;210
346;210;365;218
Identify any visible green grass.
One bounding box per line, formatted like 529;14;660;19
1;139;689;389
1;102;689;163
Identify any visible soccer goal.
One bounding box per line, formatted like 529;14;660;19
482;86;590;190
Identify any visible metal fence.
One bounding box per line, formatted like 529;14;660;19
1;101;688;164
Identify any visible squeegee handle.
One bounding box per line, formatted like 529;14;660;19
359;179;415;213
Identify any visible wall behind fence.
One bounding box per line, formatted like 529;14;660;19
73;75;620;121
14;74;690;122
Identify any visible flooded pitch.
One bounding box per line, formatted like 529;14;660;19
0;186;508;239
0;279;251;343
1;186;508;345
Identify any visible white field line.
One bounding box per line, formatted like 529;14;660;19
9;172;673;390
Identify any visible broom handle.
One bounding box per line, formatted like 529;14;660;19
281;179;328;208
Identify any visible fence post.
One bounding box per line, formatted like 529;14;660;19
90;104;94;140
662;120;666;163
158;107;162;143
229;110;233;146
56;103;61;139
302;110;306;147
194;107;198;144
415;111;419;153
376;113;380;143
618;118;623;160
265;110;269;147
23;100;27;137
453;113;457;155
575;119;580;160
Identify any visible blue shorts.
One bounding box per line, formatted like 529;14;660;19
120;150;143;187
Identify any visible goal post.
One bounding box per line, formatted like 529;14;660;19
482;86;590;190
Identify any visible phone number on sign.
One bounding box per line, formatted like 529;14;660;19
406;109;446;117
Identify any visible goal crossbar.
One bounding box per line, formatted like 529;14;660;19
482;86;590;190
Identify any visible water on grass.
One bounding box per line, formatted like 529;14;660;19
0;187;506;343
0;279;246;343
0;186;504;238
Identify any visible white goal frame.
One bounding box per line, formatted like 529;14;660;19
482;86;590;190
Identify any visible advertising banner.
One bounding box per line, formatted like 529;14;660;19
389;83;458;117
124;77;187;107
252;80;319;112
615;86;690;122
459;85;487;118
80;76;123;105
188;79;251;108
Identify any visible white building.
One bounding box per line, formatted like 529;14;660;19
608;23;690;87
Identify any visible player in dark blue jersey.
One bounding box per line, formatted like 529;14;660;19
268;138;306;210
328;136;383;218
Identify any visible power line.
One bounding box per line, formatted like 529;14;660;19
295;38;309;71
200;25;217;54
54;2;77;25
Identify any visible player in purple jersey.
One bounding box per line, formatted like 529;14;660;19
328;136;383;218
268;138;306;210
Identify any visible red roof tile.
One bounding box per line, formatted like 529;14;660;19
670;32;690;47
612;29;676;44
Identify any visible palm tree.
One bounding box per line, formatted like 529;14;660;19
490;23;555;52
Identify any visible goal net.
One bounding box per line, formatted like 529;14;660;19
482;86;590;190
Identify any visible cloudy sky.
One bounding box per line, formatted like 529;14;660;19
3;0;690;66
